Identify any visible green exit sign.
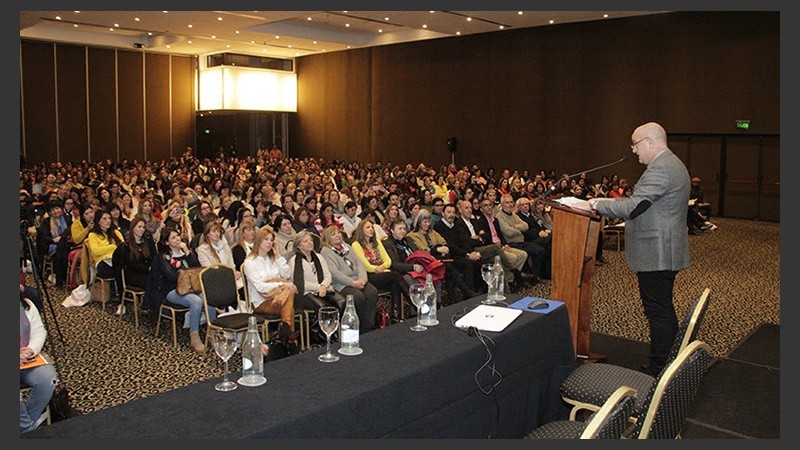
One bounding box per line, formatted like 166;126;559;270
735;120;751;130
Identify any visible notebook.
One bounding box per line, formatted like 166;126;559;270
455;304;523;332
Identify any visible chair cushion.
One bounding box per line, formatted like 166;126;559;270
212;313;263;330
560;363;655;415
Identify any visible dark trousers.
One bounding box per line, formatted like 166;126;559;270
509;241;547;278
339;284;379;332
637;270;680;374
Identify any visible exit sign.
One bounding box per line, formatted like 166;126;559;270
735;120;751;130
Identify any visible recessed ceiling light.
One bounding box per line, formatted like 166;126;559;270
288;45;292;48
114;23;119;27
345;23;350;27
422;24;427;29
313;41;317;44
499;25;504;30
250;40;255;44
147;32;153;36
518;11;523;15
347;45;351;49
162;11;168;14
188;41;192;44
218;17;223;21
307;17;312;21
235;30;240;34
212;35;216;39
108;28;114;31
134;17;140;22
226;45;230;48
55;16;62;20
603;14;609;18
275;35;280;39
456;31;461;35
466;17;472;22
73;24;78;28
549;19;555;24
166;45;171;48
74;11;80;13
384;17;390;21
188;24;193;28
429;11;435;14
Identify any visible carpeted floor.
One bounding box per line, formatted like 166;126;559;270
32;217;780;418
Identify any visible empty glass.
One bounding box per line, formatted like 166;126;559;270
481;263;498;305
317;306;341;363
408;284;427;332
210;329;238;392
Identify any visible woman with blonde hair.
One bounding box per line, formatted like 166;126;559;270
196;221;244;295
319;225;378;332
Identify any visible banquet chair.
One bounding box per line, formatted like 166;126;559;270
241;271;306;349
155;301;189;347
560;288;711;420
120;269;144;329
526;386;637;439
631;340;713;439
199;263;264;346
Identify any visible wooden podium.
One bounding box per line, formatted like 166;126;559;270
544;200;604;360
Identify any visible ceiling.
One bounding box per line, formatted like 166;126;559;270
20;10;668;60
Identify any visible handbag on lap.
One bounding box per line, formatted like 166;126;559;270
176;267;204;295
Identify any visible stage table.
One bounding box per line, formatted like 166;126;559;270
25;294;575;439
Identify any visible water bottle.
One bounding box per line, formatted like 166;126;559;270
420;273;439;326
338;294;363;356
238;316;266;387
493;254;505;301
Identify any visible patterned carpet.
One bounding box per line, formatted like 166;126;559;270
33;217;780;416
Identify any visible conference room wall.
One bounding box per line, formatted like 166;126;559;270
290;11;778;178
20;41;196;164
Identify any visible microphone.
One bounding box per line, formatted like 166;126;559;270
541;154;630;201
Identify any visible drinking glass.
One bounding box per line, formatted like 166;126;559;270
210;329;238;392
408;284;427;332
481;263;498;305
318;306;341;363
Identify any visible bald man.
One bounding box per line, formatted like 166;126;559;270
583;122;691;376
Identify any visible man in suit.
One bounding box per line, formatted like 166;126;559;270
583;122;691;376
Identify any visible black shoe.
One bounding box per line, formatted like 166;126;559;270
278;322;301;344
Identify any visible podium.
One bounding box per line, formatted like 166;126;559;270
544;200;604;360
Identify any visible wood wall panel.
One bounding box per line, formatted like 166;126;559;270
56;44;88;164
171;55;195;159
145;53;171;161
116;51;145;163
87;47;118;163
21;41;56;164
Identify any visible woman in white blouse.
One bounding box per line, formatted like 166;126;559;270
241;227;299;343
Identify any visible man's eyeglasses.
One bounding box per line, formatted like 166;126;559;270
630;136;649;150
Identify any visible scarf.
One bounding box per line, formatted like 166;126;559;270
293;251;324;303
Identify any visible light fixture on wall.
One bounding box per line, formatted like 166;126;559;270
198;64;297;112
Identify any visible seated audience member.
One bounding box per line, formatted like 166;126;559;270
313;202;338;234
159;200;193;246
86;209;125;298
473;198;529;292
406;211;478;302
20;292;58;434
191;200;216;237
292;206;318;235
135;198;162;242
273;213;298;257
108;202;131;238
337;200;362;242
350;219;406;322
36;200;69;287
67;203;95;289
287;230;347;341
381;217;426;306
112;216;157;315
143;227;212;355
432;203;486;293
196;221;244;299
231;218;257;271
495;194;546;284
515;197;552;279
319;225;379;332
241;226;300;346
429;197;445;228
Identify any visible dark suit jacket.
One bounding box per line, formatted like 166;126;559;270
433;219;475;259
473;215;510;247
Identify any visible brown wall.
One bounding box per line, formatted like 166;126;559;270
20;42;196;164
291;11;779;178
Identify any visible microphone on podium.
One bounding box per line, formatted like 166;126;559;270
541;154;631;201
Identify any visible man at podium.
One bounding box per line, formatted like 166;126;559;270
580;122;691;376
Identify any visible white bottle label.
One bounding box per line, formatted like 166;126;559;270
341;328;359;344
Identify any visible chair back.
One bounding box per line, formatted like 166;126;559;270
633;340;713;439
240;270;253;313
666;288;711;364
199;263;238;310
580;386;637;439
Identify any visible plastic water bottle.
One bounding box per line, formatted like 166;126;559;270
420;273;439;326
238;316;266;387
338;294;362;356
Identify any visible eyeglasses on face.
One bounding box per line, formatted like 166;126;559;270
631;136;650;150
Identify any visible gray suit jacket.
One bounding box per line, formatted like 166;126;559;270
594;149;691;272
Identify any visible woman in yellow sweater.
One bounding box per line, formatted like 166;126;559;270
67;204;94;289
86;210;125;297
350;218;405;322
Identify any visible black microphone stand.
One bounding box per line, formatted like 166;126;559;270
541;155;630;201
20;221;65;346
